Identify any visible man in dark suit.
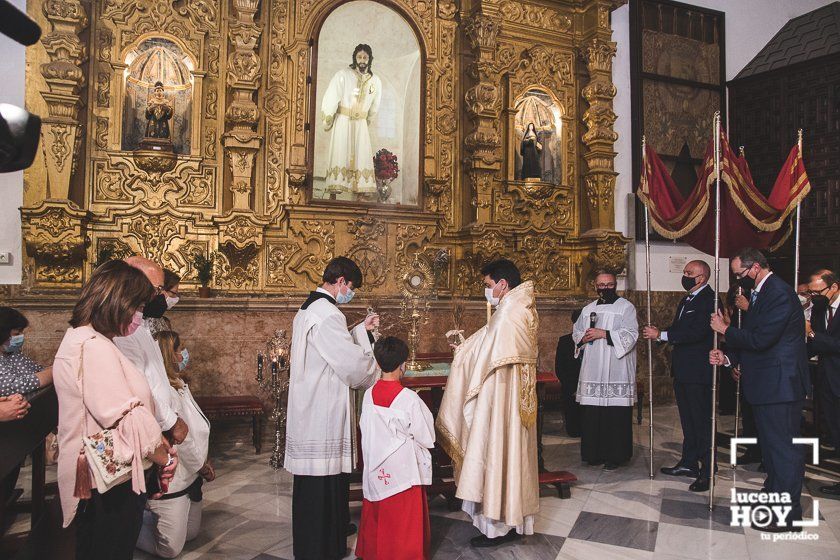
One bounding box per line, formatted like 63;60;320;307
555;309;583;437
710;248;810;532
643;260;716;492
805;269;840;495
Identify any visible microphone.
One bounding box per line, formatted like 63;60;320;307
0;0;41;46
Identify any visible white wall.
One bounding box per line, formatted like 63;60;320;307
0;0;26;284
612;0;835;291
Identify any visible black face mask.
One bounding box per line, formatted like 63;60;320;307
738;273;756;291
597;288;618;304
681;275;699;291
143;294;168;319
811;294;829;308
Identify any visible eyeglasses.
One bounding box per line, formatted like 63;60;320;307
807;287;829;297
596;283;616;289
735;267;752;279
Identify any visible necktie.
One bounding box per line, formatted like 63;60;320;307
750;291;758;305
678;294;694;319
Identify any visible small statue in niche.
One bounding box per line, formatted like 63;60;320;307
520;122;543;180
139;81;175;152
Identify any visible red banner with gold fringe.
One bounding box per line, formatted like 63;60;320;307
637;131;810;258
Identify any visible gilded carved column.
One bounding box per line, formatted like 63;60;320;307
577;1;628;276
39;0;88;200
581;35;618;233
223;0;263;210
463;11;501;225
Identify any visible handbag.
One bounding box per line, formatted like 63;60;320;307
77;337;152;494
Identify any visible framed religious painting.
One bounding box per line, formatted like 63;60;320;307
629;0;726;239
512;88;567;186
309;0;424;207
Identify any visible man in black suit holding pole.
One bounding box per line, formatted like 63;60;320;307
643;260;716;492
710;247;809;532
804;269;840;495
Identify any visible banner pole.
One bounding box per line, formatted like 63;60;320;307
709;112;722;511
733;286;742;468
794;129;803;286
732;142;745;469
642;135;654;480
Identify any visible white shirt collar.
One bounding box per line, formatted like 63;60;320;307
316;287;334;298
831;296;840;311
754;271;773;293
690;283;708;297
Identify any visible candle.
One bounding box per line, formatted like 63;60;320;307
271;359;278;382
486;301;492;324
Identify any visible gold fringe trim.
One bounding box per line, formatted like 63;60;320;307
639;147;811;238
723;170;810;232
519;363;537;429
434;418;464;476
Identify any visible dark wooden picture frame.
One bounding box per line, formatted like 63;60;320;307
629;0;726;240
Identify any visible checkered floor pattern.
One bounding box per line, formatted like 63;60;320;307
10;406;840;559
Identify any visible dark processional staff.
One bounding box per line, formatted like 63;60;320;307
638;114;809;510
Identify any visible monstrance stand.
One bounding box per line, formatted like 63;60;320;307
400;257;435;371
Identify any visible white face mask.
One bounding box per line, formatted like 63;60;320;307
335;284;355;305
484;286;500;307
166;296;180;309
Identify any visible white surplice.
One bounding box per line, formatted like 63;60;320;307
284;289;379;476
573;297;638;407
360;387;434;502
114;320;178;431
320;68;383;194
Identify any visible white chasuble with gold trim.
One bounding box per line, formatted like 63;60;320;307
436;281;540;537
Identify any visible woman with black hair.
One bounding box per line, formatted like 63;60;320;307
0;306;52;397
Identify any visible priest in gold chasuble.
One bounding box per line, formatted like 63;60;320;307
436;260;540;547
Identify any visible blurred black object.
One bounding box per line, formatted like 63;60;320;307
0;104;41;173
0;0;42;173
0;0;41;46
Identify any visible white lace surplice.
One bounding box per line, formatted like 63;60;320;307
573;297;638;407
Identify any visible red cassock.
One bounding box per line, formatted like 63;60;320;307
355;380;431;560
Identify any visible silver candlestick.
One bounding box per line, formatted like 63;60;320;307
256;329;291;469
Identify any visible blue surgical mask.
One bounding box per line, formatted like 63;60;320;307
3;334;24;353
336;286;355;305
178;348;190;372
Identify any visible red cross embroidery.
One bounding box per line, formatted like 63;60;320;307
377;468;391;485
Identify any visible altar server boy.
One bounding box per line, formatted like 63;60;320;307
356;337;435;560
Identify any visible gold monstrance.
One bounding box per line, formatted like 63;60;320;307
400;257;435;371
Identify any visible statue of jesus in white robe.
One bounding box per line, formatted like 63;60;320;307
321;47;382;196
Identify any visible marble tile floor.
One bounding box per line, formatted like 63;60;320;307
9;405;840;559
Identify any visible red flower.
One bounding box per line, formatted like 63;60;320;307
373;149;399;181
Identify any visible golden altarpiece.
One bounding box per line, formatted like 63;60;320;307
15;0;627;301
8;0;629;398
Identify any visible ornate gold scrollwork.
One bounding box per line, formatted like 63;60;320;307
21;201;91;286
19;0;628;300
